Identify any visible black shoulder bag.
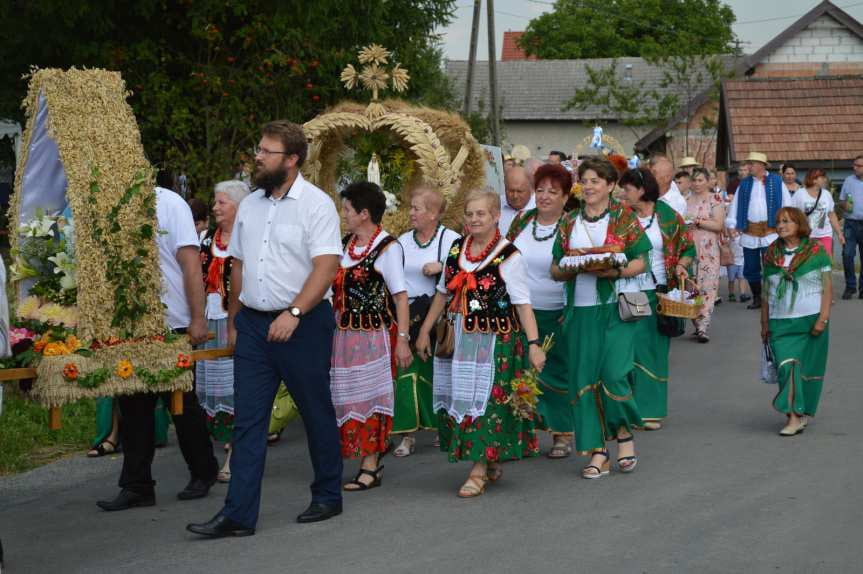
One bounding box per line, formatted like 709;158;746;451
407;228;445;347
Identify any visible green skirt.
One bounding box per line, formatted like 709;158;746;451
535;309;574;434
438;331;540;463
566;303;642;454
630;291;670;421
392;354;436;433
769;314;829;417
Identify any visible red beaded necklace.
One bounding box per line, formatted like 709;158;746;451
464;229;501;263
347;225;383;261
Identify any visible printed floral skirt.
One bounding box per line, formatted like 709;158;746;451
207;411;235;443
437;331;539;463
340;414;393;459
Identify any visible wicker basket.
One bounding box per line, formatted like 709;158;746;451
656;279;702;319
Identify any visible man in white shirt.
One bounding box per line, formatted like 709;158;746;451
499;166;536;234
725;152;792;309
188;121;343;538
97;186;217;512
650;155;687;217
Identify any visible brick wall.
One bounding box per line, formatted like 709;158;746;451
758;13;863;76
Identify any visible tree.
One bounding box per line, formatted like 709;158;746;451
520;0;737;60
0;1;456;196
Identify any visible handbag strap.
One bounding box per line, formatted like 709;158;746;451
433;226;445;283
804;189;822;216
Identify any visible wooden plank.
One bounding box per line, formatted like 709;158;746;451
170;390;184;415
49;407;61;430
0;368;37;381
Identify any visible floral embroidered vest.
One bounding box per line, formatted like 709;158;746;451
334;235;397;331
444;238;520;334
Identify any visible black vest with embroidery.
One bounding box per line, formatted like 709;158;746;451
444;238;520;334
335;234;397;331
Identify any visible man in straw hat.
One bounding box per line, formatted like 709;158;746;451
678;156;700;173
725;152;792;309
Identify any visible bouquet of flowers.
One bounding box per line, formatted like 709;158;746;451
10;210;77;307
507;334;554;420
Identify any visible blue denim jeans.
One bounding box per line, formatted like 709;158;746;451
842;219;863;291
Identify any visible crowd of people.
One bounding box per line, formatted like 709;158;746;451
87;120;853;539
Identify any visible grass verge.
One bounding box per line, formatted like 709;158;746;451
0;385;97;475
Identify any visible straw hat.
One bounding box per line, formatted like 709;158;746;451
678;156;699;169
744;151;768;165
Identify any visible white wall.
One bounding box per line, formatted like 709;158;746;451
764;14;863;64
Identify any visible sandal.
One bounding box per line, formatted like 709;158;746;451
393;435;416;458
458;473;488;498
642;421;662;431
547;434;573;459
87;439;118;458
581;450;610;480
616;435;638;473
487;463;503;482
343;466;384;491
431;434;441;448
217;469;231;483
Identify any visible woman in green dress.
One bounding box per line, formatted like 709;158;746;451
416;188;546;498
761;206;832;437
392;186;460;457
550;156;651;479
507;163;575;458
619;167;695;431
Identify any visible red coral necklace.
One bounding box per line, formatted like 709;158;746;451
464;229;501;263
347;225;383;261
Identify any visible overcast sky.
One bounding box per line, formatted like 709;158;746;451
439;0;863;60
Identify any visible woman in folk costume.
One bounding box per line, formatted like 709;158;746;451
761;207;832;437
332;182;412;491
550;156;651;479
392;185;460;457
506;163;575;458
196;180;250;482
620;168;695;430
416;188;546;498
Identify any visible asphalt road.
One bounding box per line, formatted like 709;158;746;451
1;279;859;574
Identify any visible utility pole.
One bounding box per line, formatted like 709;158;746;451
463;0;481;116
486;0;501;145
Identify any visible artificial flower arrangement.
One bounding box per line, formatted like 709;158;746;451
506;334;554;420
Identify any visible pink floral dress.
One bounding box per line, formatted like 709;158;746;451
686;193;724;334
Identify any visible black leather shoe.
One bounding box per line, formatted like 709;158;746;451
296;502;342;524
177;477;216;501
842;288;856;300
96;489;155;511
187;514;255;538
746;296;761;310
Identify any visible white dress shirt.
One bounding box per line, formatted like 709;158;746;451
659;181;688;218
498;194;537;235
155;187;200;329
725;177;793;249
397;227;460;299
228;174;342;311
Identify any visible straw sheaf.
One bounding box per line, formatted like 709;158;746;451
302;99;484;236
10;68;163;341
31;338;194;408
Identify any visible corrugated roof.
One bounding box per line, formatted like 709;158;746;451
446;58;724;121
720;76;863;163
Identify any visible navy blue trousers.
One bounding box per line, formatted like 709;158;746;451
743;245;769;288
223;302;342;528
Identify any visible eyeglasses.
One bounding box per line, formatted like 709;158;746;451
254;145;292;157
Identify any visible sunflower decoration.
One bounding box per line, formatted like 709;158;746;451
341;45;411;102
116;359;134;379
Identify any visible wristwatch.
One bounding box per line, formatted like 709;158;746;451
287;306;302;318
527;338;541;347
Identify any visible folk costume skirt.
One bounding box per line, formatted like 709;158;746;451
630;291;670;422
534;309;574;434
392;354;436;433
195;316;235;442
330;318;394;459
769;314;829;417
436;328;539;464
567;303;642;454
